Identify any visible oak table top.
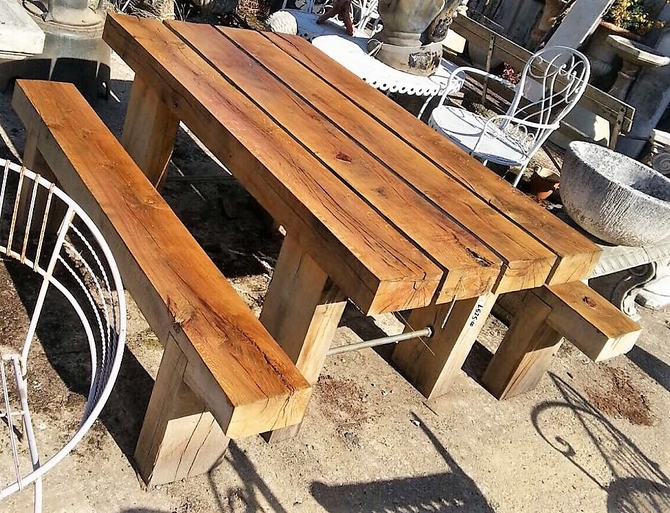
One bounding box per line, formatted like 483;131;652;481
103;13;601;317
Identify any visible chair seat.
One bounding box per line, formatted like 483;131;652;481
429;106;529;167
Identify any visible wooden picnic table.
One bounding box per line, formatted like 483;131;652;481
103;13;602;438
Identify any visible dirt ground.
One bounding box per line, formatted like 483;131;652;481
1;51;669;513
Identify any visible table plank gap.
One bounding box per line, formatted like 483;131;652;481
219;25;557;296
266;31;601;284
167;20;503;301
104;13;441;314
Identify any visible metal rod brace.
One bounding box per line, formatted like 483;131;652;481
327;327;433;356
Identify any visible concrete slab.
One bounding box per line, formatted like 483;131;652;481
0;0;45;58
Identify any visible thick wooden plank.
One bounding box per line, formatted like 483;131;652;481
482;292;564;400
537;282;641;362
13;79;312;439
450;15;635;133
121;73;179;188
268;31;602;285
103;13;441;315
189;23;557;297
167;21;502;303
260;236;347;441
392;293;498;399
484;281;641;400
134;335;229;485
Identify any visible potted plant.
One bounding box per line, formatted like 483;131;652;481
586;0;666;89
602;0;662;37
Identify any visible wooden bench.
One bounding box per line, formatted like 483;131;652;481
12;79;311;485
450;15;635;148
481;280;641;400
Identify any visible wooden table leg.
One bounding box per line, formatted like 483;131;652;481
134;334;229;485
392;293;498;400
481;291;563;400
121;75;179;189
260;236;346;442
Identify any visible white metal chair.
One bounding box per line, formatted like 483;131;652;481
0;158;126;512
280;0;378;40
428;46;591;187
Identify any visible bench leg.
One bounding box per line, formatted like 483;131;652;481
135;334;229;485
122;74;179;189
481;291;563;400
23;127;53;181
392;293;498;400
260;236;346;442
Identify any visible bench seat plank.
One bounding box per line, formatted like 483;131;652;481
12;79;312;439
103;13;442;315
266;32;602;285
483;281;641;399
537;282;642;362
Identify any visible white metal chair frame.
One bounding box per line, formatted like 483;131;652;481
0;158;126;512
428;46;591;187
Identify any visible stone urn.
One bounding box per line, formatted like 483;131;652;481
369;0;463;76
584;21;640;90
560;142;670;246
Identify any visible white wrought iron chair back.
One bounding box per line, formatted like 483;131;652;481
0;158;126;512
503;46;590;135
429;46;590;187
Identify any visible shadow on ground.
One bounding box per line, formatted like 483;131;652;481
626;344;670;394
533;373;670;513
202;412;494;513
310;413;494;513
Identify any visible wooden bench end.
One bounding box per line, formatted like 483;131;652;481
537;282;641;362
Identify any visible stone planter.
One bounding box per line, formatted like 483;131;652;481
584;21;639;91
372;0;462;76
560;141;670;246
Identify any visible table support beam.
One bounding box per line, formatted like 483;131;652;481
260;236;346;442
481;292;563;400
135;334;230;486
121;73;179;189
392;293;498;400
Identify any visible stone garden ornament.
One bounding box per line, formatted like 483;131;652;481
368;0;467;76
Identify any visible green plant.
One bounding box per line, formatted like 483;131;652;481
604;0;667;36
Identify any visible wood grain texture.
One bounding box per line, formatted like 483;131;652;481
172;22;556;298
103;13;441;315
483;281;641;400
267;31;602;285
172;22;552;302
538;282;641;362
13;79;312;439
482;292;563;400
121;73;179;189
134;335;229;485
392;293;498;399
260;236;347;442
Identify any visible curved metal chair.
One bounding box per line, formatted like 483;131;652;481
428;46;591;187
0;158;126;512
